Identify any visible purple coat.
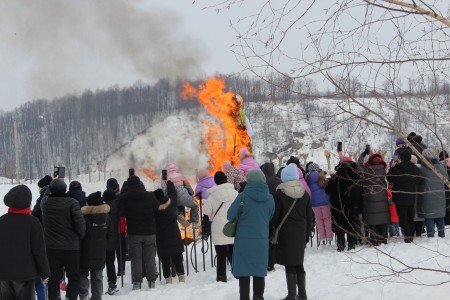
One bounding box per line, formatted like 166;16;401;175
308;171;329;207
238;157;260;177
194;176;216;200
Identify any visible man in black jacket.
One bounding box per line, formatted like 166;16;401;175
119;175;160;290
67;180;87;208
387;150;422;243
31;174;53;222
41;179;86;300
0;185;50;300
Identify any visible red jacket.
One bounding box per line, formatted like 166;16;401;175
388;187;399;223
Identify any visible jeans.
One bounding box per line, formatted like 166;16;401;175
79;269;103;300
46;249;80;300
35;280;45;300
389;223;400;237
128;234;156;283
424;218;445;237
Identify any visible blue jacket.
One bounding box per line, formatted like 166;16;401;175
227;181;274;277
308;171;330;207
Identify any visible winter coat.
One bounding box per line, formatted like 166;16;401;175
308;171;330;207
226;166;246;191
387;161;422;206
360;164;390;226
194;176;216;200
119;184;160;236
0;213;50;281
261;163;282;196
32;185;50;223
440;159;450;225
80;204;113;271
67;189;87;208
162;181;195;209
417;161;447;219
325;162;363;233
227;181;274;277
105;191;120;251
297;167;311;197
155;194;184;259
204;183;238;246
166;161;188;188
273;181;313;266
238;156;260;177
41;194;86;250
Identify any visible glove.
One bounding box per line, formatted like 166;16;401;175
41;278;49;285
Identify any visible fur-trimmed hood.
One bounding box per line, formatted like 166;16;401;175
276;181;305;199
81;204;110;215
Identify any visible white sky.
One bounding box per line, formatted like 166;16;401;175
0;0;247;111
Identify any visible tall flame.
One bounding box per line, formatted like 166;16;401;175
181;77;252;172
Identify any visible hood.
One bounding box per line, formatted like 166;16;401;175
81;203;110;215
207;183;236;200
261;162;276;177
198;176;215;187
276;181;305;199
243;181;270;202
309;170;319;183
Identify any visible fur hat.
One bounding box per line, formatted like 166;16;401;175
49;179;67;195
69;181;82;191
422;148;438;160
222;161;232;173
395;137;405;146
102;189;116;202
87;191;103;206
4;185;32;209
399;149;411;162
214;171;228;185
106;178;119;190
38;175;53;188
246;169;266;183
439;150;449;162
281;163;299;182
127;175;141;187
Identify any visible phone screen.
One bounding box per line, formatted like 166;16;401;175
53;166;59;178
129;168;135;177
162;170;167;181
58;167;65;178
337;142;343;152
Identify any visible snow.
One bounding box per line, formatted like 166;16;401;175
1;181;449;299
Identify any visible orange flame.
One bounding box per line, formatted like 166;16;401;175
138;163;159;181
181;77;252;172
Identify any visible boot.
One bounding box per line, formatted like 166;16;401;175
132;282;141;290
148;281;156;288
297;273;307;300
282;272;298;300
216;273;227;282
178;274;186;283
106;281;119;295
165;277;173;284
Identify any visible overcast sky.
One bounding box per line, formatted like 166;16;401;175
0;0;247;111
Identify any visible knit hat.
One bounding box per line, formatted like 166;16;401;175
38;175;53;188
197;169;209;180
87;191;103;206
127;175;141;186
102;189;116;202
222;161;232;173
49;179;67;195
246;169;266;183
439;150;449;162
307;163;320;173
395;137;405;146
4;185;32;209
422;148;438;160
69;181;82;191
214;171;228;185
281;163;299;182
399;149;411;162
106;178;119;190
340;156;353;163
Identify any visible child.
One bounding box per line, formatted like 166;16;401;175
387;185;400;237
194;169;216;239
238;147;260;177
79;192;113;300
309;170;333;243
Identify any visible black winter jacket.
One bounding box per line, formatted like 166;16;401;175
261;163;282;196
105;192;120;251
360;165;390;226
387;161;422;206
119;185;160;235
32;186;50;223
41;194;86;250
0;214;50;281
67;190;87;208
80;204;113;271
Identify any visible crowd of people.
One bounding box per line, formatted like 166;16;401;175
0;131;449;300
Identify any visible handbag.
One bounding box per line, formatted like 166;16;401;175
270;198;298;244
223;194;245;237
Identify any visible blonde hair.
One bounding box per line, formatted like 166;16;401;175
318;171;328;188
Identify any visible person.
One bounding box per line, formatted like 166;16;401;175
438;150;450;226
204;171;238;282
326;156;363;251
119;175;162;290
261;162;282;271
194;168;216;239
0;185;50;300
273;164;313;300
67;180;87;208
417;149;447;237
410;155;425;237
238;147;260;177
358;152;390;245
79;192;113;300
387;185;400;237
227;170;275;300
308;168;333;244
41;179;86;300
387;150;422;243
154;182;185;284
32;174;53;222
162;161;200;225
223;161;246;192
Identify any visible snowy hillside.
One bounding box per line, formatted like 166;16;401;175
0;182;449;300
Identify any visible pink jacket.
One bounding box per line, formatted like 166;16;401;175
166;161;187;188
297;167;311;197
238;156;260;177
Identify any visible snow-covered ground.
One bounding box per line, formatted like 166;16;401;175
1;180;449;299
